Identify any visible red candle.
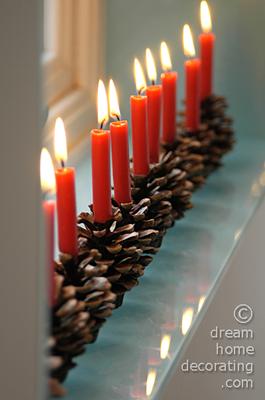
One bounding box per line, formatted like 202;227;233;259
40;148;56;304
109;79;131;204
146;86;161;163
145;48;162;164
131;58;149;176
160;42;177;144
91;129;112;222
91;80;112;223
54;118;78;256
43;200;55;304
183;24;201;132
199;1;215;99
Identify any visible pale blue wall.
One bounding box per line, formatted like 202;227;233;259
105;0;265;137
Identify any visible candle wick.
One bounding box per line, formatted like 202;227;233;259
100;119;105;129
138;87;145;96
152;80;155;86
61;159;65;168
115;114;120;121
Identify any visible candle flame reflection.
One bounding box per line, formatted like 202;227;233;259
145;48;157;84
198;295;206;313
108;79;121;120
54;117;68;165
97;79;109;128
146;368;157;397
200;1;212;33
134;58;146;95
181;307;194;336
183;24;196;58
160;334;171;360
40;148;56;194
160;41;172;72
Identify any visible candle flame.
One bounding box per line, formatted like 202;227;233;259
134;58;146;94
108;79;121;120
160;334;171;360
183;24;196;57
40;148;56;194
181;307;194;336
145;48;157;83
160;41;172;72
97;79;109;127
54;117;68;165
200;1;212;33
146;368;157;397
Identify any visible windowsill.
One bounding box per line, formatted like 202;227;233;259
57;133;265;399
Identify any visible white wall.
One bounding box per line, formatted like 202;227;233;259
0;1;46;399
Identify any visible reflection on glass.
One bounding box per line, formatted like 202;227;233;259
146;368;157;397
181;307;194;336
160;334;171;360
234;229;242;241
259;171;265;187
197;295;206;313
251;180;261;197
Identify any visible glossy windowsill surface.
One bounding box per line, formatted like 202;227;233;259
61;133;265;400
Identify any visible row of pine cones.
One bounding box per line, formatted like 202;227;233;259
49;95;234;396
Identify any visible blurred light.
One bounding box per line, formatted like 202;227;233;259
146;368;157;397
160;334;171;360
181;307;194;336
197;296;206;313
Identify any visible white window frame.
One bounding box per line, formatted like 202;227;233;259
43;0;105;153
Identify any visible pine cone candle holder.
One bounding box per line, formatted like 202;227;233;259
177;94;235;182
77;202;154;307
55;250;116;342
49;272;93;397
131;150;194;232
201;94;235;160
176;117;222;183
162;135;206;190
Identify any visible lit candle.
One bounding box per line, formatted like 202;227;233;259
145;48;162;163
40;148;56;304
91;80;112;223
199;1;215;100
160;42;178;144
54;118;78;255
130;58;149;176
109;79;131;204
183;24;201;132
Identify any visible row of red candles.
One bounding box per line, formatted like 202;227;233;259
41;2;215;284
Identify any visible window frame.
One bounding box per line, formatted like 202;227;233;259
43;0;105;153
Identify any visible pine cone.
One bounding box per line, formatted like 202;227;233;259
178;94;235;182
77;203;154;306
55;250;116;342
49;272;92;396
201;94;235;160
131;150;193;233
